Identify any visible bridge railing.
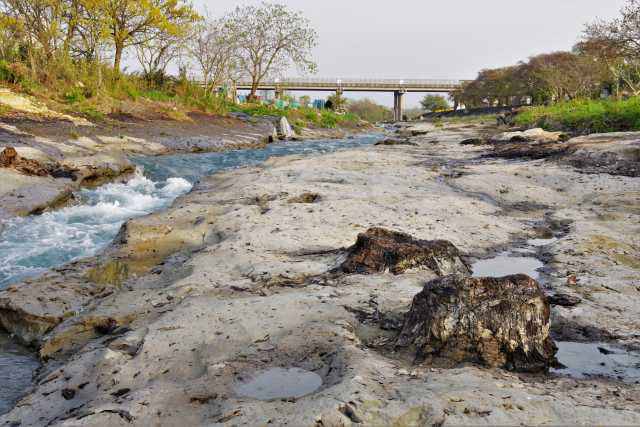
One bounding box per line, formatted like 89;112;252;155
234;77;468;88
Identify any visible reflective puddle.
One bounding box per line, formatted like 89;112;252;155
234;367;323;401
472;253;544;280
553;342;640;383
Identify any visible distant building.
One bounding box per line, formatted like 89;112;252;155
313;99;326;109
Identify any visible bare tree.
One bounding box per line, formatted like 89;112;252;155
135;29;187;81
584;0;640;95
188;18;237;94
222;2;317;100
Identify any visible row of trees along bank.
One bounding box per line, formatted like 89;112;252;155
0;1;317;114
453;0;640;108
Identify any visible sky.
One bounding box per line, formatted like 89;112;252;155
190;0;627;107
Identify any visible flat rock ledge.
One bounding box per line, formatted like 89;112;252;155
335;227;470;276
395;274;557;372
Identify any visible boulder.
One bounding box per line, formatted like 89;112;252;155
395;274;557;372
493;128;568;143
335;228;470;276
276;116;295;140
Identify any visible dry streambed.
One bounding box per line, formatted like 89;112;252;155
1;123;640;425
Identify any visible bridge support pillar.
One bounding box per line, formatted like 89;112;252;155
394;91;405;122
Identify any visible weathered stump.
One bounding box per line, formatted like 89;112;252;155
395;274;557;372
336;228;470;276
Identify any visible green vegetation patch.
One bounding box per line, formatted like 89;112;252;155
230;103;359;129
515;97;640;134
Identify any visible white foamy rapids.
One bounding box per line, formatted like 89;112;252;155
0;171;192;288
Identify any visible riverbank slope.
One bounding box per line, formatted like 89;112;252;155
0;88;369;220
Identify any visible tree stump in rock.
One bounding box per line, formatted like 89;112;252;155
395;274;557;372
0;147;18;167
336;228;470;276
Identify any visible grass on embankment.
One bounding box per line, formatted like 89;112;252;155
230;103;360;130
515;97;640;134
0;59;360;129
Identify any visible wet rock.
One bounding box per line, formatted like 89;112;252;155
336;228;470;276
395;274;557;372
86;261;129;287
460;138;487;146
61;388;76;400
563;133;640;177
288;193;321;204
375;138;418;147
548;293;581;307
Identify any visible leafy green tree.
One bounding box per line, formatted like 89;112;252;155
347;98;392;122
420;94;449;112
326;92;346;111
98;0;199;72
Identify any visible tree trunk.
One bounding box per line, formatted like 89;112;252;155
249;80;259;102
114;43;124;73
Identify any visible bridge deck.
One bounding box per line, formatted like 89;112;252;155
235;78;469;92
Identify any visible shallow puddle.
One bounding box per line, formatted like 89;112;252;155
553;342;640;383
472;253;544;280
234;367;323;401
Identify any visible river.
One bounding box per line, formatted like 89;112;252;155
0;133;382;415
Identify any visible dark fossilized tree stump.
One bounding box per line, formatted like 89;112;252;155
395;274;557;372
336;228;470;276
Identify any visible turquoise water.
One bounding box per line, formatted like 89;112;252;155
0;134;381;289
132;133;383;183
0;134;381;415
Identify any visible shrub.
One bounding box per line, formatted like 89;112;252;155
63;87;86;104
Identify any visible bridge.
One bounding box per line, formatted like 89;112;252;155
234;78;471;121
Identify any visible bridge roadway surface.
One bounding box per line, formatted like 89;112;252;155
234;78;471;121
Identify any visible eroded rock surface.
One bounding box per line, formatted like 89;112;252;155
492;128;568;143
396;274;557;372
336;227;471;276
2;122;640;425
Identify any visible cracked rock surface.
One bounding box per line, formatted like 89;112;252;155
1;122;640;425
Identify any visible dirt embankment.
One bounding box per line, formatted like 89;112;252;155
1;121;639;425
0;89;365;220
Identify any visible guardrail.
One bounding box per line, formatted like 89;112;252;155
233;77;469;90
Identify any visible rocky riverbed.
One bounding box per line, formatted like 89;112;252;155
0;89;369;221
1;120;640;425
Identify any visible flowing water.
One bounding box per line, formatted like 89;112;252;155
0;133;382;414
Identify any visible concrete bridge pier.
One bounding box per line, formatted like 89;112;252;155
393;90;405;122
